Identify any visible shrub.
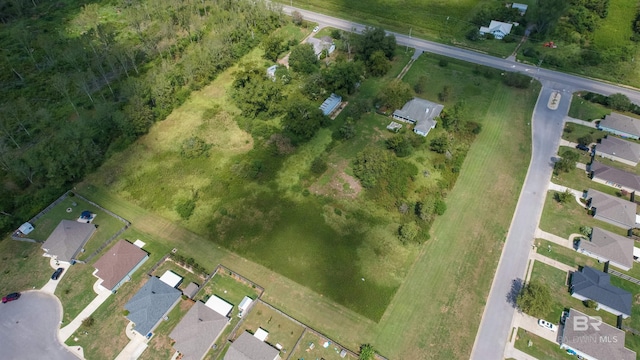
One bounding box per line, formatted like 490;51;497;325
398;222;420;244
438;59;449;67
82;316;95;328
434;199;447;215
122;310;130;316
310;157;328;175
554;190;573;203
584;299;598;308
180;136;211;159
175;198;196;220
503;72;530;89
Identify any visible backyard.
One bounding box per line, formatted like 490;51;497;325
568;97;611;121
151;259;207;293
290;330;357;360
139;298;194;360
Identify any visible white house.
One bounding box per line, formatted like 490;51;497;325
479;20;513;39
511;3;528;15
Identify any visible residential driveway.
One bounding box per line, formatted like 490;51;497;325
114;321;149;360
514;311;561;344
0;291;77;360
41;258;71;294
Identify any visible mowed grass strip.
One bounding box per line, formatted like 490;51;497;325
514;328;573;360
0;238;53;295
373;81;537;359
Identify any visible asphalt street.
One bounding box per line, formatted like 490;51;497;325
0;291;76;360
470;84;571;359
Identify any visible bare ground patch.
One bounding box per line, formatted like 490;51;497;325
309;161;362;199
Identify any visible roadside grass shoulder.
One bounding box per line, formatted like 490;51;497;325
568;98;610;121
514;327;573;360
0;238;52;295
232;301;304;354
539;191;629;239
139;298;194;360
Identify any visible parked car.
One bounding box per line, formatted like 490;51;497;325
51;267;64;280
576;144;590;151
2;292;21;303
313;26;319;32
538;319;558;332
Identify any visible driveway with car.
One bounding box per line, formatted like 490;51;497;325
0;291;76;360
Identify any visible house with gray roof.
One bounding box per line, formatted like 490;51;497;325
570;266;632;318
595;136;640;166
479;20;513;39
170;301;229;360
305;36;335;59
586;189;637;229
590;161;640;194
124;276;182;336
560;308;635;360
393;98;443;137
577;227;634;271
319;93;342;116
224;331;281;360
41;220;97;263
94;239;148;292
511;3;528;15
598;112;640;140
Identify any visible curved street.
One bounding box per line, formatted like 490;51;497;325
0;291;76;360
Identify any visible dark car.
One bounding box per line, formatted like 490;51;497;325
51;267;64;280
576;144;590;151
2;292;20;303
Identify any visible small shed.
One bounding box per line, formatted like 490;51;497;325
386;121;402;132
511;3;528;15
205;295;233;317
133;239;146;248
266;65;277;80
319;93;342;116
183;282;199;299
238;296;253;314
159;270;183;288
18;222;34;235
254;327;269;341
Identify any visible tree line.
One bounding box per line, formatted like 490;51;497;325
0;0;285;232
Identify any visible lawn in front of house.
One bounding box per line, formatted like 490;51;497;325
514;328;573;360
0;238;53;295
55;263;101;325
568;98;611;121
561;124;606;145
289;330;358;360
539;191;629;239
534;239;597;271
139;298;194;360
232;301;305;355
27;193;127;261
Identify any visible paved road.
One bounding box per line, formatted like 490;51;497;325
0;291;77;360
281;6;640;103
470;84;569;359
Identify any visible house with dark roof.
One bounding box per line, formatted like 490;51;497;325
586;189;637;229
577;227;634;271
224;331;281;360
93;240;148;292
595;136;640;166
393;98;443;137
598;112;640;140
589;162;640;194
41;220;97;263
124;276;182;336
570;266;632;318
561;308;635;360
170;301;229;360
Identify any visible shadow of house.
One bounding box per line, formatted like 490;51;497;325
41;220;97;263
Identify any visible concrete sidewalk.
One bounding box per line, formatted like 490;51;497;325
114;322;148;360
531;252;576;273
565;116;597;128
58;279;111;342
548;182;585;207
534;228;574;249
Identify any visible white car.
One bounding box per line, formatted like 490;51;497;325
538;319;557;332
313;26;319;32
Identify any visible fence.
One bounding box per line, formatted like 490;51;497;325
11;191;70;243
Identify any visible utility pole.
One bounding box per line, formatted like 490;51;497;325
406;27;412;52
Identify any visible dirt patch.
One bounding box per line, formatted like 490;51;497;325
309;160;362;199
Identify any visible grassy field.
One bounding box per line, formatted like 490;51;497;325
139;298;194;360
290;330;357;360
514;328;573;359
539;192;630;239
568;98;611;121
232;301;305;354
0;238;53;295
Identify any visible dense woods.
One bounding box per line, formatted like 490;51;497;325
0;0;284;232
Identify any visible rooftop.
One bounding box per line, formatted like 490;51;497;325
580;227;634;270
224;331;280;360
596;136;640;163
570;266;632;317
205;295;233;317
319;93;342;116
93;240;148;290
170;301;228;360
590;161;640;193
41;220;97;262
587;188;637;228
600;112;640;138
562;308;635;360
159;270;183;288
124;276;182;336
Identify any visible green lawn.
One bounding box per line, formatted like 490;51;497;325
289;330;358;360
514;328;573;360
197;270;261;306
139;299;194;360
233;301;305;355
534;239;598;270
561;124;606;144
539;191;629;239
27;193;127;261
0;238;53;295
55;264;100;325
568;97;611;121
